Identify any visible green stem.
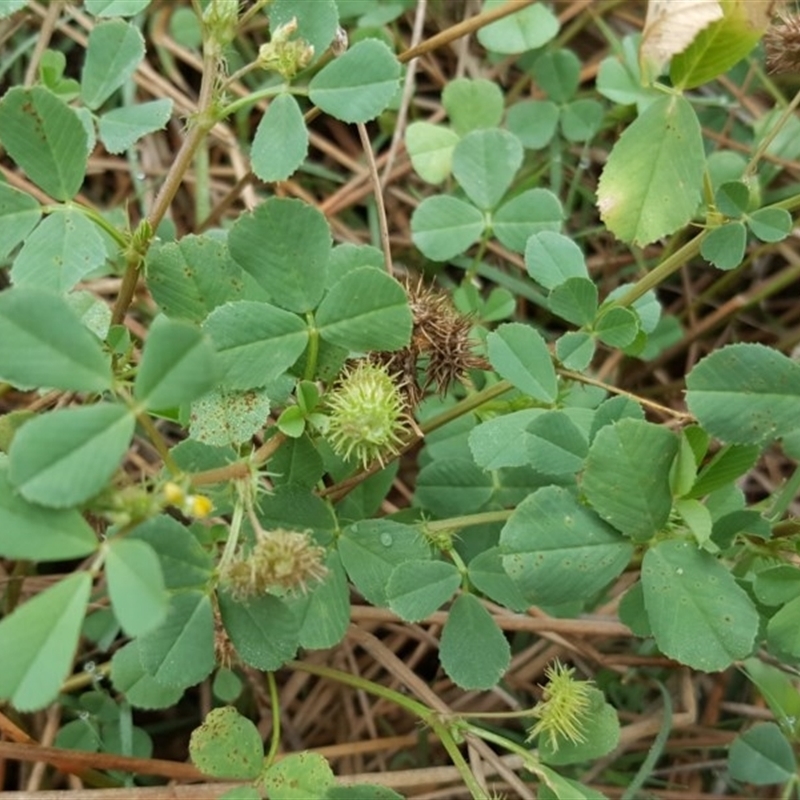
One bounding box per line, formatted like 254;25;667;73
421;380;514;435
287;660;432;719
218;83;304;118
65;203;128;249
288;659;486;800
134;411;180;477
218;496;245;570
616;232;706;308
264;671;281;768
111;40;223;325
744;86;800;178
424;510;513;533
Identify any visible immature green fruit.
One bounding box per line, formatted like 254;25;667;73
219;530;327;600
325;360;408;469
527;660;593;751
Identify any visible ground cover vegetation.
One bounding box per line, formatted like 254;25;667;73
1;0;800;797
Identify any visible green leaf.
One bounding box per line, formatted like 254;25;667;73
0;183;41;260
686;343;800;445
748;207;793;243
534;49;581;103
316;267;412;352
477;0;559;54
415;458;493;518
618;582;651;637
754;565;800;606
98;98;172;154
505;100;559;150
11;208;107;292
326;786;404;800
251;93;308;182
555;331;595;371
0;468;98;560
290;551;349;650
742;658;800;738
0;572;91;711
203;301;308;390
442;78;504;136
105;538;168;637
452;128;522;210
129;515;214;590
670;4;766;91
127;515;214;590
309;38;400;123
0;287;111;392
594;306;639;347
190;706;264;781
405;122;458;184
0;86;88;200
134;317;218;409
410;195;485;261
8;403;134;508
526;411;588;477
110;640;186;710
85;0;151;15
548;277;598;326
767;594;800;660
0;0;28;19
338;519;430;606
560;98;604;143
589;396;644;441
486;323;557;402
715;180;749;217
218;591;300;671
700;221;747;270
260;752;334;800
687;444;760;499
258;485;337;534
728;723;797;786
440;593;509;689
467;547;529;612
190;387;272;447
525;231;588;290
213;668;243;704
469;409;543;470
327;243;384;286
271;434;325;489
493;188;563;252
597;95;704;246
81;20;145;109
146;235;265;322
229;198;331;313
675;497;714;550
582;419;678;540
387;560;461;622
500;486;633;606
138;591;215;688
641;539;759;671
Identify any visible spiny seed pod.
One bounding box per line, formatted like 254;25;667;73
325;360;409;469
404;276;490;396
526;660;593;752
765;10;800;74
218;530;327;601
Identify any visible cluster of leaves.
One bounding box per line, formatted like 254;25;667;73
1;0;800;797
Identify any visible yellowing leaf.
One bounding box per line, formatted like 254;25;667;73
640;0;723;82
